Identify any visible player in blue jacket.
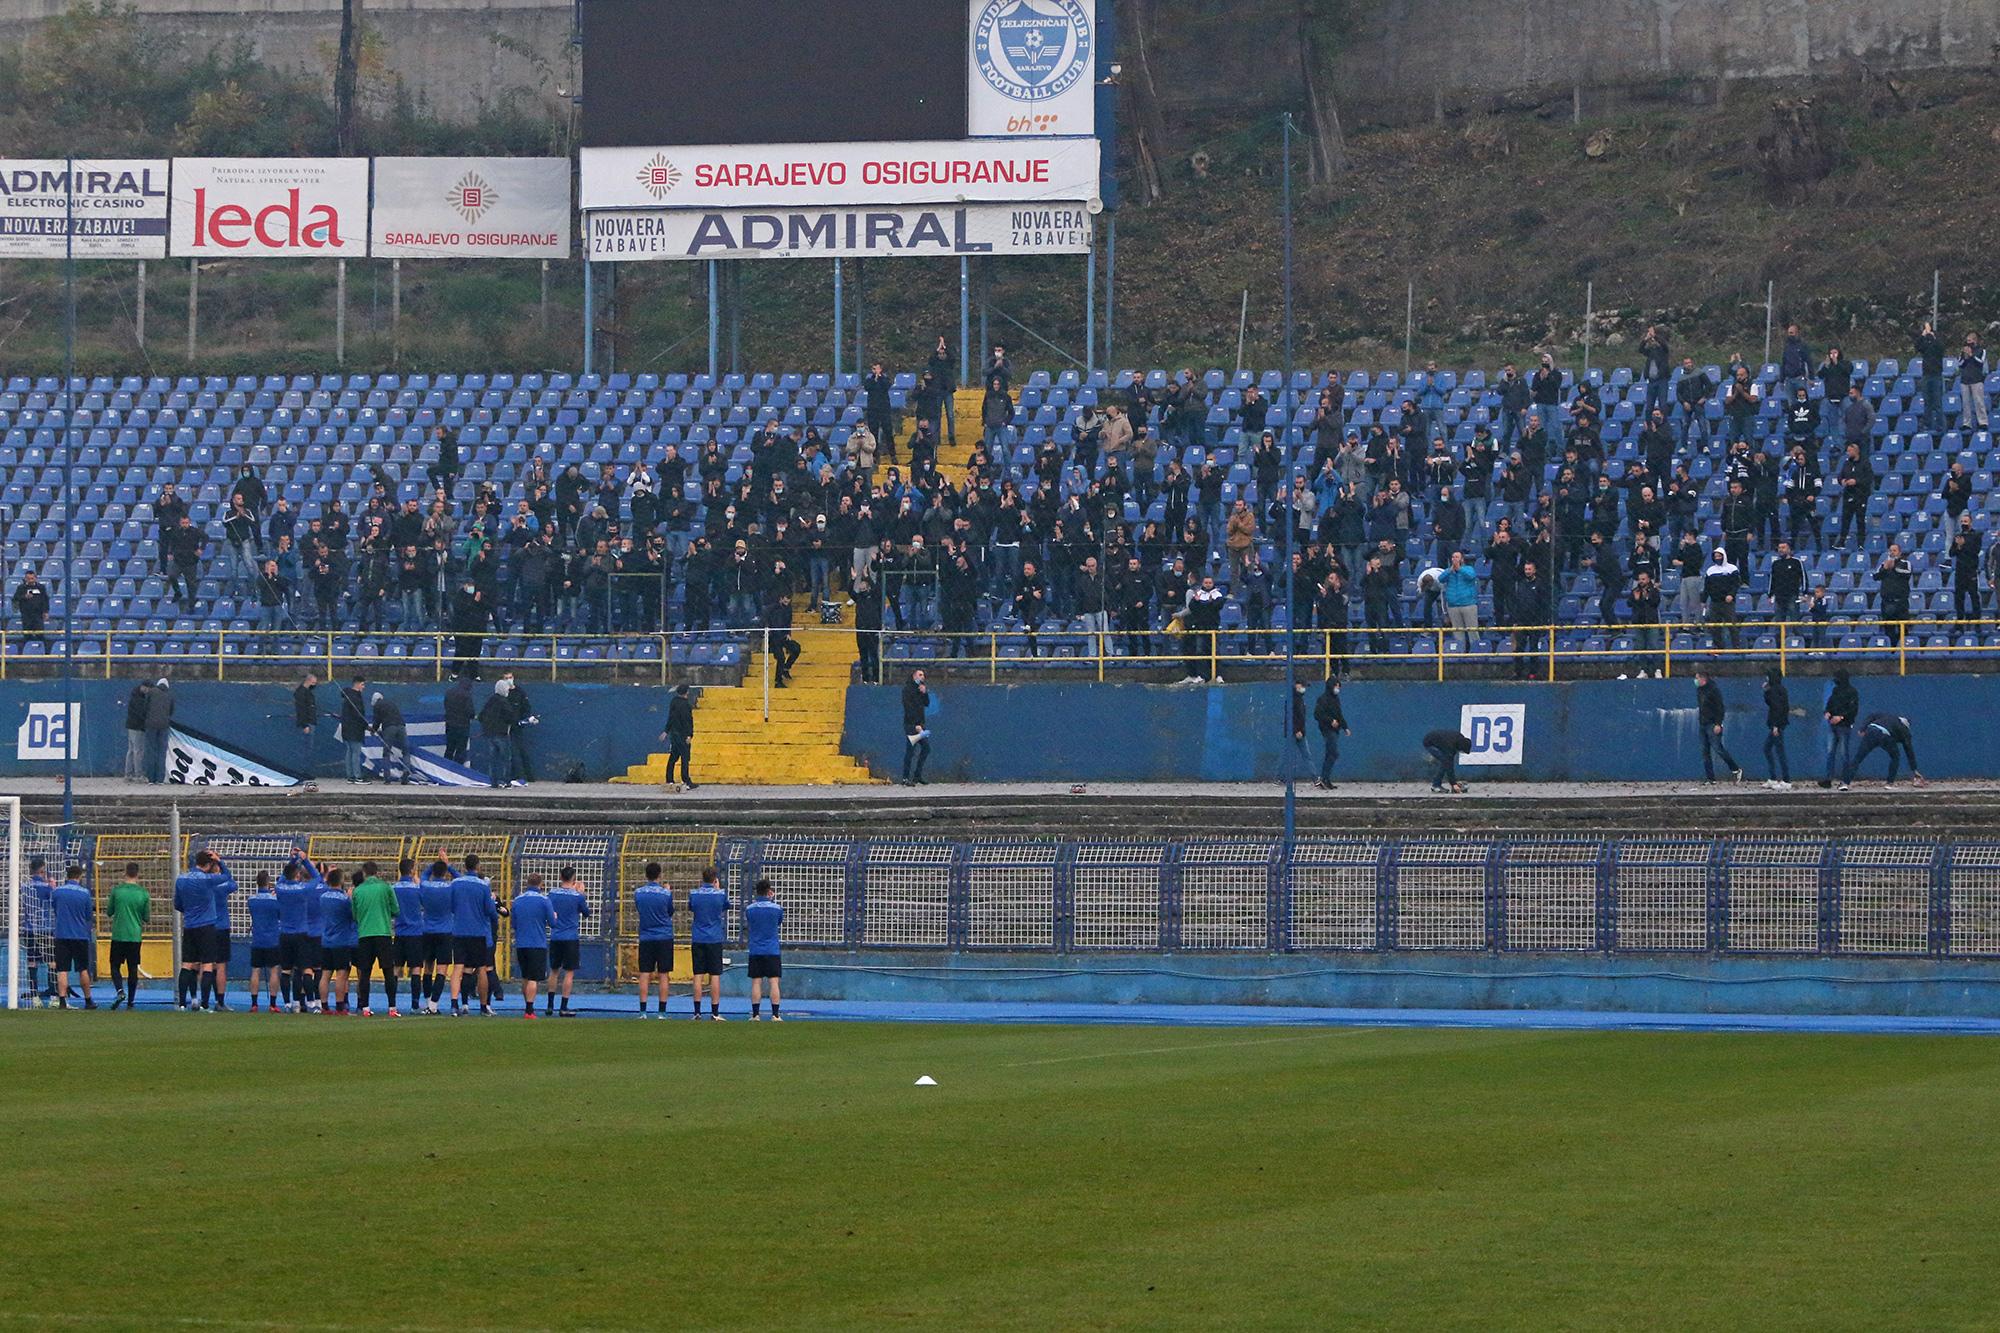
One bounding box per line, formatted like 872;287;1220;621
688;868;730;1020
632;864;675;1018
391;857;428;1016
418;856;458;1014
275;855;321;1012
208;858;239;1010
172;851;233;1011
25;857;55;1004
744;879;784;1022
509;874;554;1019
245;872;283;1012
317;869;358;1015
49;866;97;1010
447;853;499;1016
545;866;591;1018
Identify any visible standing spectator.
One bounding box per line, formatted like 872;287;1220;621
1779;322;1811;395
1833;442;1873;549
1529;354;1565;450
143;677;173;783
1874;542;1913;643
1816;345;1855;440
339;677;368;783
985;344;1012;394
1762;668;1793;790
165;514;205;612
1694;669;1743;783
1312;677;1349;790
900;669;931;786
1627;569;1663;678
1224;500;1258;587
1702;547;1743;650
478;680;516;788
1639;325;1671;420
1961;332;1989;432
504;672;539;783
1675;357;1713;451
12;569;48;646
1769;541;1805;625
371;691;411;784
293;671;318;778
1495;362;1529;446
980;375;1013;453
1423;727;1472;794
1840;384;1873;454
1180;575;1225;683
1914;322;1947;433
222;495;260;591
659;684;696;790
863;361;895;457
1440;549;1480;649
429;423;461;495
1723;366;1760;444
1948;515;1984;623
123;679;151;782
1820;669;1861;788
928;334;957;442
852;572;883;685
443;674;474;765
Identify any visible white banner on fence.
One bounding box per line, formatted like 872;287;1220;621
580;139;1100;211
370;156;571;258
166;726;302;787
0;159;169;259
1458;704;1526;766
968;0;1097;138
586;202;1091;261
170;157;369;257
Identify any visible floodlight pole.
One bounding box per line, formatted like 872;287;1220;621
62;156;76;827
959;257;971;386
833;258;843;378
1280;114;1296;862
1104;217;1115;371
706;260;719;381
1085;235;1096;377
581;257;594;376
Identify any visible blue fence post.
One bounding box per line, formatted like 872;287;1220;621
1053;841;1077;953
1484;839;1508;952
1375;840;1399;950
1931;842;1954;957
1597;838;1619;952
1707;840;1730;953
1266;839;1288;952
1160;842;1184;952
1818;840;1842;955
842;839;867;950
947;841;971;951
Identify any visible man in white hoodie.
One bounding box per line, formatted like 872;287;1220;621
1702;547;1743;651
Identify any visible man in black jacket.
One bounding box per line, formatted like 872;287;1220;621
1769;541;1805;625
1423;728;1472;793
503;672;538;783
1843;712;1926;789
863;361;895;458
478;683;516;788
12;570;48;645
443;675;475;764
1313;678;1349;789
124;680;152;782
852;573;883;685
1675;357;1713;451
339;677;369;783
1874;543;1913;644
371;691;412;785
1821;668;1859;789
900;669;931;786
1694;669;1743;783
764;583;801;687
659;684;696;790
293;672;319;779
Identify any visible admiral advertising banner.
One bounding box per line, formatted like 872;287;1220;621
580;139;1100;211
587;203;1091;261
370;156;571;258
968;0;1097;138
0;159;168;258
170;157;368;257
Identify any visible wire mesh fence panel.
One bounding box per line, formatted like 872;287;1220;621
9;819;66;1002
1503;839;1602;952
518;833;616;939
1180;840;1273;951
305;834;409;876
1394;838;1490;951
1072;843;1165;951
1612;839;1711;952
751;838;852;946
966;841;1057;949
410;833;516;973
1725;839;1824;953
1288;838;1383;950
1948;843;2000;956
862;841;953;948
195;834;303;936
92;833;180;946
1836;840;1933;955
616;832;722;968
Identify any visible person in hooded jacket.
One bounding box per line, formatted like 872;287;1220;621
1694;669;1742;783
1761;668;1792;789
1820;669;1859;789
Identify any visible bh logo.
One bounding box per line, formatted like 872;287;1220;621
16;702;80;761
975;0;1092;102
1458;704;1525;767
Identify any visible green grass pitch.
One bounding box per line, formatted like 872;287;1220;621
3;1016;1998;1330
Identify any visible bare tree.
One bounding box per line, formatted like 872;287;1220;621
1116;0;1173;205
1297;0;1349;188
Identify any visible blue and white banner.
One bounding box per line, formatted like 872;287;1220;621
166;725;302;787
0;159;169;258
357;713;491;786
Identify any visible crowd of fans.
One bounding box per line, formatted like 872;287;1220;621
18;324;1997;680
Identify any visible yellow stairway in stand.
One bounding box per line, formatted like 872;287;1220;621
941;387;985;485
615;592;877;786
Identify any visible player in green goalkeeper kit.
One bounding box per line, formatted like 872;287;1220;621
105;865;150;1011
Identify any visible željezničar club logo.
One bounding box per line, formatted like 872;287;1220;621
975;0;1092;103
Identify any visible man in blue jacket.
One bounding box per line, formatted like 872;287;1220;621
447;853;498;1016
744;879;784;1022
50;866;97;1010
1440;550;1480;651
173;851;234;1012
688;869;730;1021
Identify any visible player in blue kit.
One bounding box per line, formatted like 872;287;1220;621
275;855;322;1012
447;853;498;1016
49;866;97;1010
632;865;674;1018
24;857;55;1004
207;858;239;1010
418;855;457;1014
317;869;358;1015
745;878;784;1021
509;873;554;1020
688;868;729;1020
545;866;590;1017
245;872;283;1012
172;850;234;1011
391;857;428;1014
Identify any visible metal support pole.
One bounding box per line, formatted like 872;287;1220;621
1583;280;1594;375
1763;280;1774;367
540;259;550;334
61;158;75;827
959;256;970;385
1404;279;1414;378
1932;269;1940;330
706;260;718;381
135;260;146;349
833;257;844;378
728;260;740;375
582;258;595;376
186;258;198;363
606;262;618;376
854;259;865;371
1105;216;1115;373
978;259;988;369
1085;235;1097;377
335;258;346;367
5;797;18;1009
1280;113;1297;860
390;258;401;367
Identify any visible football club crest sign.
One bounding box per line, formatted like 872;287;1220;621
968;0;1097;137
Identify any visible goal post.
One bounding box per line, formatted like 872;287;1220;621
3;798;22;1012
